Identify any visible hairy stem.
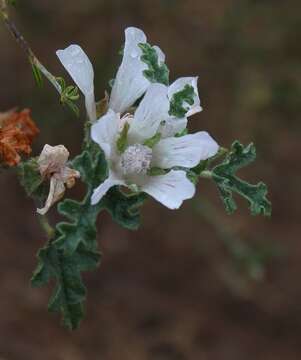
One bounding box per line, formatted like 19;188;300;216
0;1;62;94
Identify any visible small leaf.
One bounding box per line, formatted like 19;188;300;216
169;84;195;118
56;77;66;90
54;149;107;255
103;187;147;230
18;159;47;202
139;43;169;86
212;141;272;216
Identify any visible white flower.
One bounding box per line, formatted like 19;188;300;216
56;26;217;209
56;27;202;127
37;144;80;215
56;27;166;120
90;83;219;209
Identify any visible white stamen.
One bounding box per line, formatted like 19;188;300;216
119;113;133;131
120;144;152;175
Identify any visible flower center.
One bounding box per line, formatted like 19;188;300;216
120;144;152;175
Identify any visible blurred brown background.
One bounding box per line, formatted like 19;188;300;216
0;0;300;359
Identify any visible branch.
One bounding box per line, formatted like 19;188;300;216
0;1;62;94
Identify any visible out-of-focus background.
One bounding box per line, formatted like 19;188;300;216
0;0;300;359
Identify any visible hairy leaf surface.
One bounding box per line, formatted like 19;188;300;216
212;141;271;216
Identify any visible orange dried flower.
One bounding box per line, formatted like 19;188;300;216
0;109;39;166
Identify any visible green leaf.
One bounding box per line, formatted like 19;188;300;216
103;187;147;230
30;61;43;88
32;143;146;328
54;149;107;255
212;141;272;216
139;43;169;85
18;159;47;202
169;84;195;118
31;242;101;330
56;77;80;117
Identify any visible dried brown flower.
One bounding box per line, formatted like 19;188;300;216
37;144;80;215
0;109;39;166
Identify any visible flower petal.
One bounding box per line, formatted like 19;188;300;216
128;83;169;143
91;172;124;205
109;27;150;114
141;170;195;209
56;44;96;121
168;77;202;117
37;177;66;215
152;132;219;169
159;117;188;138
153;45;166;63
91;109;120;159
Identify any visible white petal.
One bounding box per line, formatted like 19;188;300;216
168;77;202;117
141;170;195;209
128;83;169;143
159;117;188;138
153;45;166;63
152;132;219;169
56;44;96;121
91;172;124;205
91;109;120;159
109;27;150;114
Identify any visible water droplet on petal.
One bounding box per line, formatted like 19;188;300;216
70;47;81;57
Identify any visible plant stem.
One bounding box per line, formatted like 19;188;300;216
0;1;62;94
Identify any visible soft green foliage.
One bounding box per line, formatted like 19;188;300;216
103;187;147;230
30;143;146;328
139;43;169;86
31;242;101;330
18;159;47;202
56;77;80;116
169;84;195;118
212;141;272;216
54;149;107;255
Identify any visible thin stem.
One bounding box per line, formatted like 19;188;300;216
0;1;61;94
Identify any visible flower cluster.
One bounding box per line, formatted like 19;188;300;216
57;27;219;209
0;109;39;166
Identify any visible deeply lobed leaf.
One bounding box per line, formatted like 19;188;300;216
31;242;101;330
212;141;272;216
31;143;146;328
